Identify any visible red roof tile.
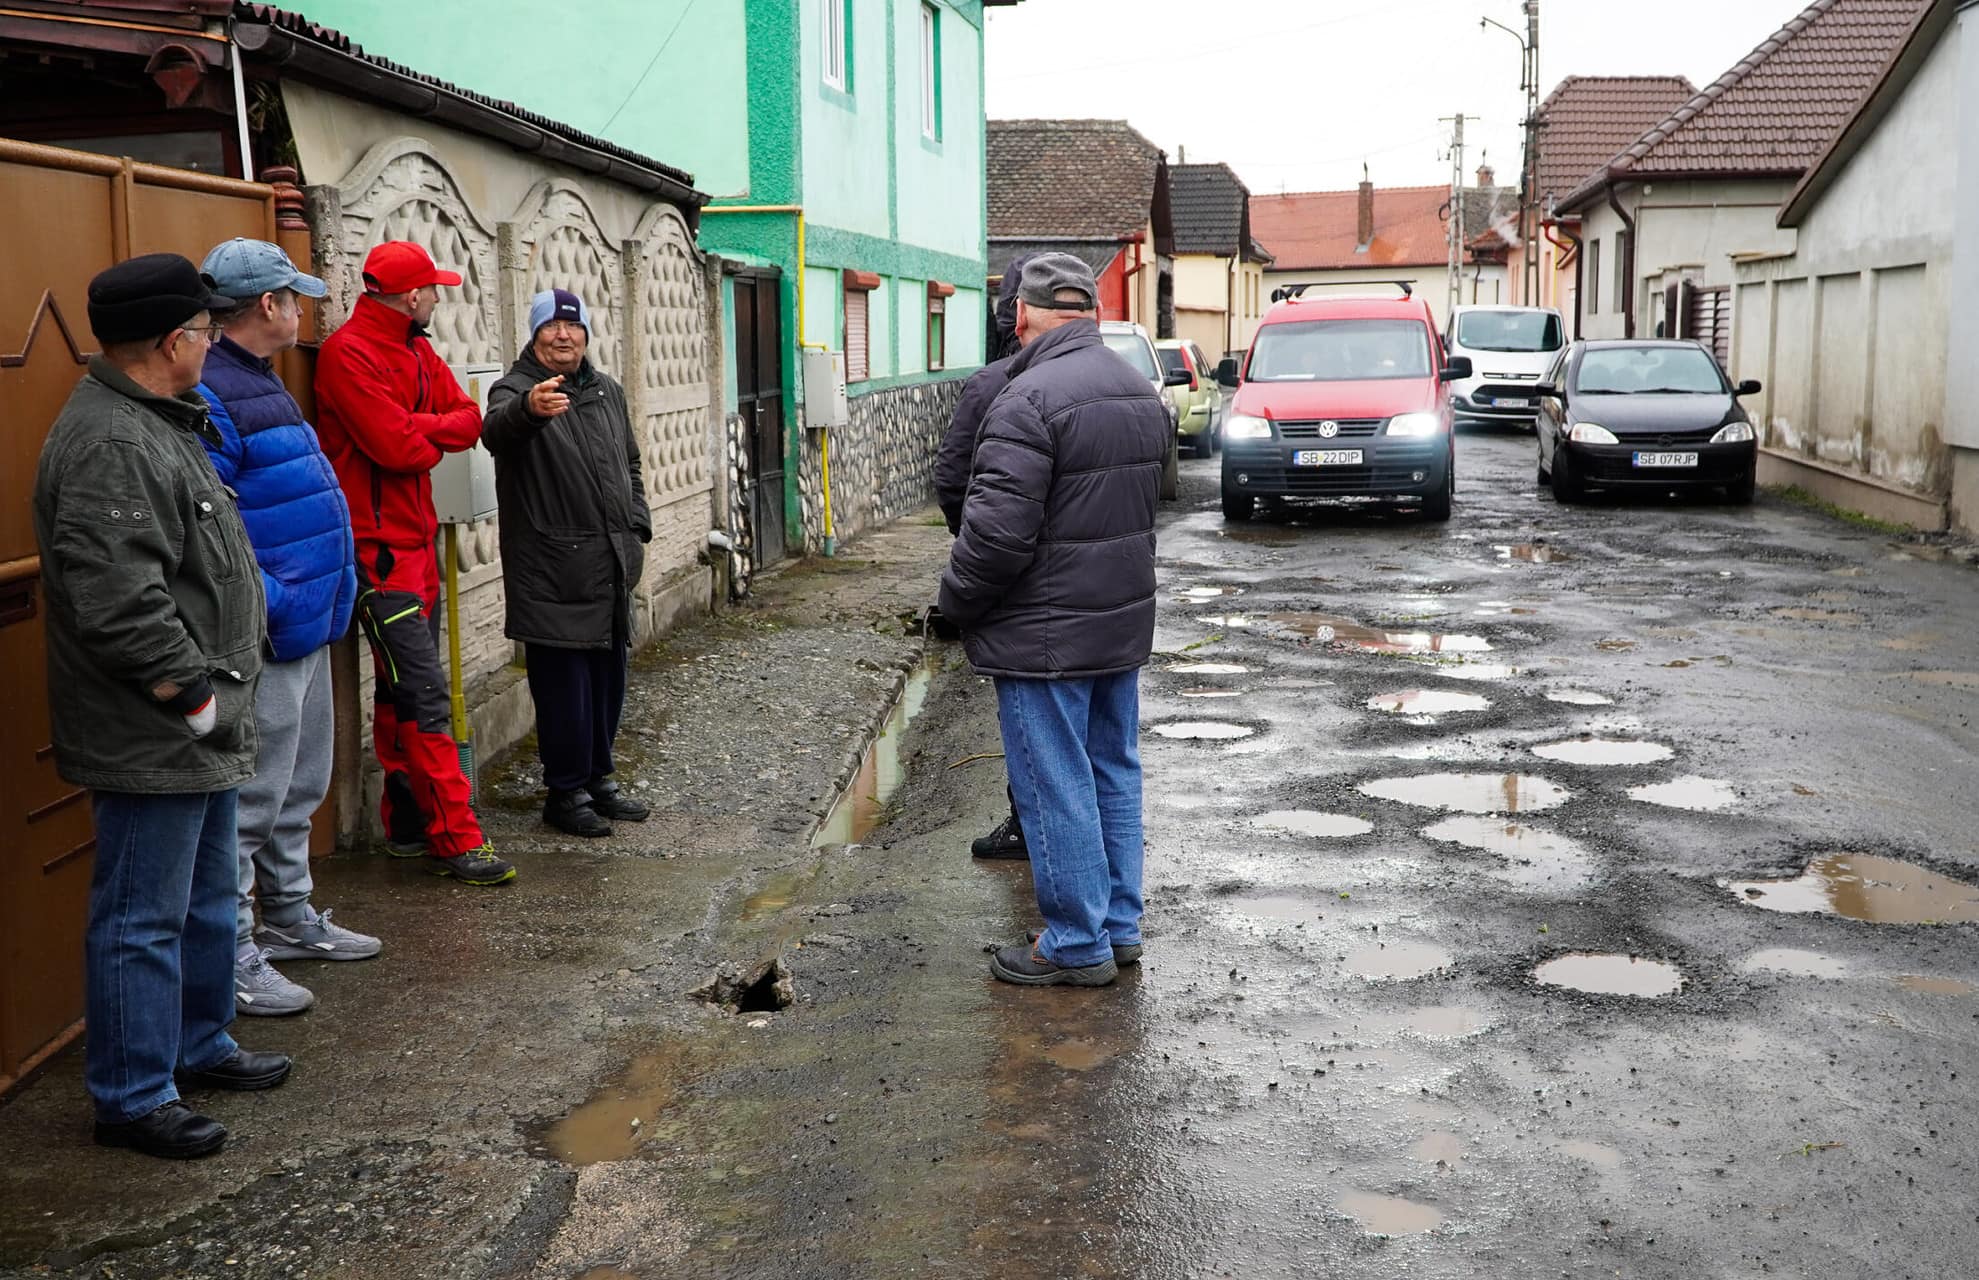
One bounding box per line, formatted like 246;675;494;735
1534;76;1697;210
1252;185;1511;272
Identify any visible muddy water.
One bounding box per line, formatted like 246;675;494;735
1496;543;1568;564
1773;607;1866;624
1742;948;1848;979
1412;660;1524;682
1421;816;1591;887
1628;776;1737;811
1181;687;1245;699
1557;1140;1624;1170
740;869;810;920
813;658;936;847
1722;853;1979;924
1165;661;1253;675
541;1043;696;1165
1534;954;1684;998
1175;585;1244;599
1199;612;1491;654
1532;738;1675;766
1359;772;1570;814
1386;1006;1490;1039
1896;975;1976;996
1250;810;1375;838
1366;690;1492;715
1412;1131;1466;1166
1343;940;1451;980
1225;892;1324;924
1151;721;1256;741
1335;1191;1442;1235
1545;689;1614;706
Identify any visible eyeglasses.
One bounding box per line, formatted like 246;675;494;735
154;322;223;352
540;320;586;337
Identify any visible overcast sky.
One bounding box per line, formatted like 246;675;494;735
984;0;1813;194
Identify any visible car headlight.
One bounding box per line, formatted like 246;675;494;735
1712;421;1755;444
1224;414;1273;440
1569;422;1618;444
1386;412;1442;437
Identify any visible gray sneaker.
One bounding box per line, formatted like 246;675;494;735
255;907;382;962
234;947;316;1017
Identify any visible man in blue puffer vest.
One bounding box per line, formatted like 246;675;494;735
196;239;380;1018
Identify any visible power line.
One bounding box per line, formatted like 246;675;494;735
998;4;1390;81
597;0;702;137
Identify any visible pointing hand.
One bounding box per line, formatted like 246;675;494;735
527;375;571;419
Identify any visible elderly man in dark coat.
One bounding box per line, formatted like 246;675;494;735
483;289;653;838
939;254;1171;988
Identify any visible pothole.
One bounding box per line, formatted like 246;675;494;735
1411;1131;1466;1166
1359;773;1569;814
1181;687;1245;699
1629;776;1737;811
1366;690;1492;715
1773;607;1865;624
1741;948;1848;979
1200;613;1491;654
1532;738;1674;766
1225;892;1322;923
1421;816;1592;887
1557;1140;1624;1170
1545;689;1614;706
688;955;795;1013
1410;660;1523;682
1496;543;1567;563
1533;953;1684;998
1150;721;1256;741
1721;853;1979;924
538;1043;697;1165
1165;662;1253;675
813;656;936;846
1336;1191;1442;1236
1250;810;1375;839
1384;1006;1490;1039
1176;585;1244;599
1343;940;1451;980
1895;975;1975;996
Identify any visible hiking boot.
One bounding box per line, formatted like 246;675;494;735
380;836;429;859
234;946;316;1016
1028;928;1142;967
426;844;517;885
545;789;611;838
587;778;650;823
176;1048;293;1092
989;943;1117;988
95;1101;226;1159
970;812;1028;860
255;907;382;962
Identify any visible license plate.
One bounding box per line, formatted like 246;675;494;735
1294;449;1363;466
1633;451;1699;468
1494;397;1532;409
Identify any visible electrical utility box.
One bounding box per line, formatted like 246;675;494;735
802;349;850;430
432;362;503;524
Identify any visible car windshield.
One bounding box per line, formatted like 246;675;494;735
1457;309;1563;353
1102;332;1159;379
1246;319;1431;382
1157;347;1189;376
1575;345;1726;394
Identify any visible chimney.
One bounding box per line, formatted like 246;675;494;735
1177;143;1187;164
1357;167;1374;251
1476;162;1496;188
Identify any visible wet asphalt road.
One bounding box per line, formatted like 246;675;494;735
629;424;1979;1280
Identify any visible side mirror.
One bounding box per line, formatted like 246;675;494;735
1215;357;1241;388
1736;378;1763;396
1536;382;1562;399
1439;355;1474;383
1163;370;1191;388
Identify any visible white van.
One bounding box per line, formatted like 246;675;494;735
1446;305;1567;431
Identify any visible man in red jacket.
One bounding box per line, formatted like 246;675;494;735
315;241;515;885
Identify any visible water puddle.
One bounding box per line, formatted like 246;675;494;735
813;658;936;847
1410;660;1523;682
1629;776;1737;811
1366;690;1492;715
1722;853;1979;924
1176;585;1244;600
1773;607;1865;624
1546;689;1614;706
1532;738;1674;766
1181;687;1245;699
1496;543;1568;564
1388;1006;1490;1039
1534;953;1684;998
1557;1140;1624;1170
1151;721;1256;741
1895;975;1975;997
740;870;810;920
1200;613;1491;655
1595;638;1636;652
1412;1131;1466;1166
1226;892;1323;923
1336;1191;1442;1236
1251;810;1375;839
1742;948;1848;979
1166;661;1252;675
540;1045;695;1165
1421;816;1591;887
1261;676;1332;689
1040;1038;1113;1070
1359;773;1569;814
574;1269;639;1280
1343;940;1451;981
1219;525;1301;546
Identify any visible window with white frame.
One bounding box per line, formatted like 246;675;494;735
823;0;848;90
920;4;940;139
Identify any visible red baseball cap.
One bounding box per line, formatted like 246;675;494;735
361;240;464;293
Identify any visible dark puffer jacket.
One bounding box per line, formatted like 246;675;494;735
482;347;650;648
933;256;1031;533
938;320;1171;679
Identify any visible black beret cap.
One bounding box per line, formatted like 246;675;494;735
87;252;236;345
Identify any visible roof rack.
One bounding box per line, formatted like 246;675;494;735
1270;280;1415;303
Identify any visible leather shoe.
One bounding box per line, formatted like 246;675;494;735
95;1100;226;1159
587;778;649;823
545;788;611;838
177;1048;292;1092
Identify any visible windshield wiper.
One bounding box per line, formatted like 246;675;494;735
1636;387;1711;395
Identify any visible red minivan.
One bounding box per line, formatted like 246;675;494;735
1214;283;1472;522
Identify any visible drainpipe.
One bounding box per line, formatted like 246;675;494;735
1604;175;1637;339
1543;219;1583;340
226;19;253;179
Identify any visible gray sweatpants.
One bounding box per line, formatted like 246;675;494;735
237;645;333;944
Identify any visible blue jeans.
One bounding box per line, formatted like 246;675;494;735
86;790;241;1123
995;672;1145;968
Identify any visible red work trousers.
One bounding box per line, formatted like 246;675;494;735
354;541;484;857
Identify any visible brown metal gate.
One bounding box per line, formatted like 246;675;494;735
0;139;303;1095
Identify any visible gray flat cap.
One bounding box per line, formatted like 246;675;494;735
1018;252;1099;311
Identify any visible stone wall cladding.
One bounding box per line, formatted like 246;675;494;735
796;376;965;553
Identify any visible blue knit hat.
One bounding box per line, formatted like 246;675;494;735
528;287;589;336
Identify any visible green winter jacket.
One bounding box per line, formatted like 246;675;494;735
33;357;266;792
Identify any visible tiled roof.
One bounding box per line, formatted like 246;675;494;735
1534;76;1697;210
1251;185;1510;272
1559;0;1927;208
988;119;1166;241
1171;162;1269;260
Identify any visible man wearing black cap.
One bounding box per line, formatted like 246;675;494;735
34;252;294;1158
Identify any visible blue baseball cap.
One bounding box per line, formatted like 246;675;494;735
200;237;328;301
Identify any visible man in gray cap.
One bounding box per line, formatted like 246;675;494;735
940;253;1171;988
35;253;293;1159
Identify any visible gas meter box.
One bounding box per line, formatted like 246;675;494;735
433;362;503;523
802;349;849;430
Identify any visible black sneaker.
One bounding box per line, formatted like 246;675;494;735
1027;928;1142;966
426;844;517;885
587;778;650;823
95;1101;226;1159
989;942;1118;987
971;813;1028;860
545;789;611;838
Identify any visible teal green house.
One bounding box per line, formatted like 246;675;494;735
284;0;1014;569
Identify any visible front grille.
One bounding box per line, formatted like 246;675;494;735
1578;449;1746;484
1277;463;1436;495
1475;384;1543;403
1616;426;1724;447
1278;419;1382;440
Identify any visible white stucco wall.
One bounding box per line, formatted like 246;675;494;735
1575;178;1798;339
1946;4;1979;458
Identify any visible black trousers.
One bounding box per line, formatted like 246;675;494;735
525;642;628;794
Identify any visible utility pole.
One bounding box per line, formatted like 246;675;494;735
1523;0;1541;306
1444;112;1466;319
